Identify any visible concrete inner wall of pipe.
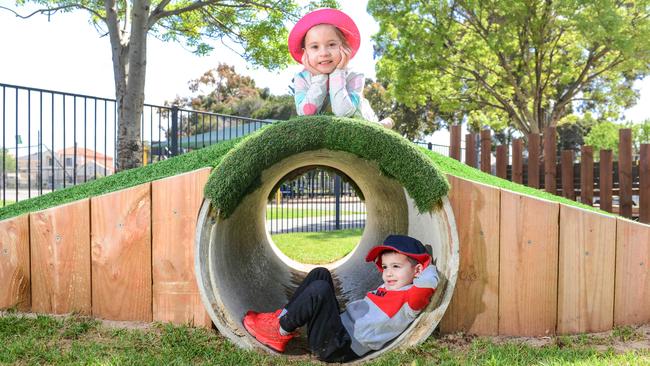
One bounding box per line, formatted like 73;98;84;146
195;149;459;362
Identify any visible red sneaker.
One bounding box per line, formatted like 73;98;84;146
243;310;294;352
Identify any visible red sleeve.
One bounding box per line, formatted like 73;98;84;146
407;286;435;311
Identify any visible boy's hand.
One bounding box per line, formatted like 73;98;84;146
336;46;350;70
302;52;321;76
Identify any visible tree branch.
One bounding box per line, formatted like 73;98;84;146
458;2;536;127
150;0;172;19
551;46;610;123
148;0;276;27
0;3;105;21
457;65;529;133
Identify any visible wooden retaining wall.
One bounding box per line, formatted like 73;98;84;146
1;168;649;335
0;168;212;328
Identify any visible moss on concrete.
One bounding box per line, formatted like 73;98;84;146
204;116;450;218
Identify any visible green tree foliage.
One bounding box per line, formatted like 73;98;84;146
169;63;295;137
251;94;295;120
5;0;335;170
1;149;17;173
584;119;650;157
584;121;624;156
364;80;459;140
556;113;599;152
637;119;650;145
368;0;650;135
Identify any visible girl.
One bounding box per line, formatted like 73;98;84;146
288;8;393;128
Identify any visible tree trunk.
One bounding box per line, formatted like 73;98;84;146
106;0;150;172
116;88;144;171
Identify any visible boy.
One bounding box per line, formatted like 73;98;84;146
243;234;439;362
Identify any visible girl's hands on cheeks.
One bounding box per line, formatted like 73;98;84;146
302;52;321;76
336;46;350;70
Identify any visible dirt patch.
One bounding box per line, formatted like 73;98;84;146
436;324;650;353
98;319;153;330
1;310;154;330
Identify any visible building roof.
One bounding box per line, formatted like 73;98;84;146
56;147;114;165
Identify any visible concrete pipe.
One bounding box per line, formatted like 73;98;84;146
195;148;459;362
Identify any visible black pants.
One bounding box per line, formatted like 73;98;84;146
279;267;359;363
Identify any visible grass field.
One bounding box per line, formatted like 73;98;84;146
271;228;363;264
1;312;649;365
265;207;365;220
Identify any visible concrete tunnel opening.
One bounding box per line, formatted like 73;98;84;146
263;165;367;271
195;149;459;361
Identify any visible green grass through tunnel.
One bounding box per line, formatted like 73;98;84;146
271;228;363;264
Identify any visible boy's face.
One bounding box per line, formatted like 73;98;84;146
380;252;423;290
303;24;343;74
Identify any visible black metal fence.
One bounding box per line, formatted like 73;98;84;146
267;168;366;234
414;140;466;160
1;83;459;235
0;82;272;206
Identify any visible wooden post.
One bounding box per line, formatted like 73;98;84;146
496;145;507;179
619;129;633;218
499;191;559;336
441;176;500;335
599;150;613;213
450;125;461;161
152;168;213;327
528;133;540;188
557;206;615;334
481;129;491;174
512;138;523;184
31;200;92;315
0;215;30;311
91;183;152;321
580;146;594;206
561;150;575;200
615;219;650;326
544;126;557;194
640;144;650;223
466;133;477;168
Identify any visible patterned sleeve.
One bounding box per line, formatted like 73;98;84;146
293;70;328;116
329;69;364;117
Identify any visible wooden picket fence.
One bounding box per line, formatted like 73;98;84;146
449;126;650;222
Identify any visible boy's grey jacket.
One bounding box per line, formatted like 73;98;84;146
340;264;439;356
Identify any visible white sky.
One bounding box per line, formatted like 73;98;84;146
0;0;648;153
0;2;377;102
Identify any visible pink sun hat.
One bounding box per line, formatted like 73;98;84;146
288;8;361;64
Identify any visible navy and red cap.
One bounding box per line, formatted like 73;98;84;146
365;234;431;271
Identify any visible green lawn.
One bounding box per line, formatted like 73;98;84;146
271;228;363;264
1;313;649;365
266;207;365;220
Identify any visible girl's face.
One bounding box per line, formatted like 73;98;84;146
303;24;345;74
